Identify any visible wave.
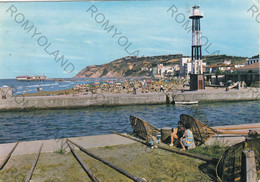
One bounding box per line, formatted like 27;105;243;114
26;83;59;88
58;85;70;88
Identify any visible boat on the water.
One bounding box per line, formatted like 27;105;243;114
175;101;199;105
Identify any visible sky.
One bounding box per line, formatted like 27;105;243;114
0;0;259;79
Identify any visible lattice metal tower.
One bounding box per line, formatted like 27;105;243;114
189;5;203;74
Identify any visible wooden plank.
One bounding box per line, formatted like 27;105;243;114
66;141;99;182
0;142;19;170
214;126;260;130
218;130;256;135
25;143;43;182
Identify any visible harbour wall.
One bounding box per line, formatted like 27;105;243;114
0;93;167;111
172;88;260;102
0;88;259;111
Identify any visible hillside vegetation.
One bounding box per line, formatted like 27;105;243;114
203;55;247;65
74;54;248;78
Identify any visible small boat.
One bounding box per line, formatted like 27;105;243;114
175;101;198;105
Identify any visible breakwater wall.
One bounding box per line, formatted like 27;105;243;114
172;89;260;102
0;93;167;111
0;88;259;111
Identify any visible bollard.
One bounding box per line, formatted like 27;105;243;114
241;150;257;182
161;127;172;143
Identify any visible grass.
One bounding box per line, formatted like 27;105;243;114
54;148;66;155
0;143;227;182
189;143;228;159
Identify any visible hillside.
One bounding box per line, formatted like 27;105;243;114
74;54;248;78
74;54;183;78
203;55;247;65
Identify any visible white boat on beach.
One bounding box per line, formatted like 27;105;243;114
175;101;199;105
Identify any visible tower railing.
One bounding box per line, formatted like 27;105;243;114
189;12;203;17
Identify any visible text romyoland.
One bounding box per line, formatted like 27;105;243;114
167;5;220;56
247;4;260;23
6;5;75;73
87;5;144;57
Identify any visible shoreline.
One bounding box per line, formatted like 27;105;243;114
0;87;259;111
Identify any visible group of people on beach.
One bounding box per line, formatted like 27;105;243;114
150;121;194;150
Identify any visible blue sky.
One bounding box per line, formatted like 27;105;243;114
0;0;258;79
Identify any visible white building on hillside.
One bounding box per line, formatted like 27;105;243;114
180;58;192;77
246;57;259;65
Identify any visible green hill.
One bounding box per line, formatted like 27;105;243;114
74;54;248;78
203;55;247;65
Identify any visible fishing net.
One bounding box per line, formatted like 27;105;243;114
130;114;220;146
130;116;160;141
180;114;220;146
216;138;260;182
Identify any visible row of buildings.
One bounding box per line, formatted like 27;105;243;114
144;55;259;87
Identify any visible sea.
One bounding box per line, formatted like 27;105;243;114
0;79;259;144
0;78;122;95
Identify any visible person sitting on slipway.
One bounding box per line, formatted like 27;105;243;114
149;131;160;149
169;121;185;147
180;123;194;151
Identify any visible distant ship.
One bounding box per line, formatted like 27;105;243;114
16;75;46;81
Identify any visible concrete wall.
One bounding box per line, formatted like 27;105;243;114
173;89;260;102
0;88;259;111
0;93;167;111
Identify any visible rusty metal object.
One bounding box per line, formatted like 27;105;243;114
66;141;99;182
0;141;19;170
67;139;146;182
25;143;43;182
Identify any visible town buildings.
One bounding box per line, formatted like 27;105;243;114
225;62;260;87
179;58;192;77
153;64;179;78
245;56;259;65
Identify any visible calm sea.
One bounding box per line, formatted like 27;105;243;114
0;78;122;95
0;79;259;144
0;101;259;144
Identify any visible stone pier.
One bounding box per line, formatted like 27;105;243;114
0;88;259;111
